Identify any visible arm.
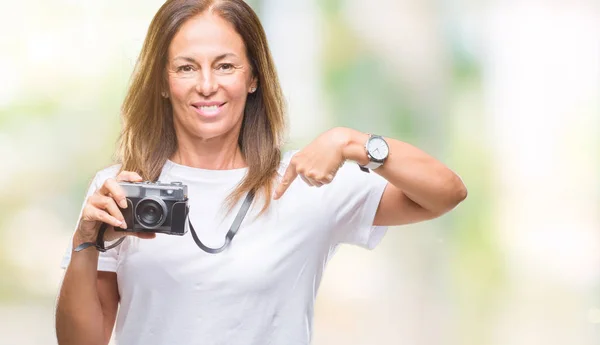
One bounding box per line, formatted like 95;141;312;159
56;234;119;345
273;127;467;226
56;171;151;345
341;128;467;226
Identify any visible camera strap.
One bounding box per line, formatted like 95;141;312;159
73;223;126;253
187;190;255;254
74;191;255;254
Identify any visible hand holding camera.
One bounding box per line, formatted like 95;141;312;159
117;180;188;235
75;168;250;254
74;171;157;249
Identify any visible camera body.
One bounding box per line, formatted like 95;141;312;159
117;181;188;235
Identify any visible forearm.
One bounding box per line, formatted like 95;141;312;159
340;127;467;214
56;234;107;345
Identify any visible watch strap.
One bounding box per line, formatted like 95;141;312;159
358;160;383;173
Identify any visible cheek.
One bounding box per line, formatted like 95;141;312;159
220;69;252;91
168;77;194;102
220;77;250;101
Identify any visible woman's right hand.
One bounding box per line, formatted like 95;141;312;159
74;171;156;247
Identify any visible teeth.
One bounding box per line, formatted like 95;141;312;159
197;105;220;115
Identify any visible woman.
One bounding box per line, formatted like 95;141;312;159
56;0;467;344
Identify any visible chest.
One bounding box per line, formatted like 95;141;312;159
114;186;334;296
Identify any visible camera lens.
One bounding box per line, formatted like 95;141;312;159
135;197;167;229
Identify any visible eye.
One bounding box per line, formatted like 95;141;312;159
177;65;194;72
217;63;235;72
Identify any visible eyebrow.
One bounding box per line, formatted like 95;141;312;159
172;53;238;63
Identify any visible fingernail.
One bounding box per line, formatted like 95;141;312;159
121;221;128;229
119;199;128;208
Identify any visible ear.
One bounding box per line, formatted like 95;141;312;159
248;77;258;94
161;73;171;98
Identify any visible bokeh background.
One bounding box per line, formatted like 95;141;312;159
1;0;599;344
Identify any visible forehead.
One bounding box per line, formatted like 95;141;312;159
169;12;247;59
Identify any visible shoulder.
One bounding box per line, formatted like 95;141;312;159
79;163;122;196
90;164;122;187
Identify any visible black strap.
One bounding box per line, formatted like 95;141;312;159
73;223;126;253
188;190;255;254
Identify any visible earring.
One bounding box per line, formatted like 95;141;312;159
161;91;169;98
249;87;257;93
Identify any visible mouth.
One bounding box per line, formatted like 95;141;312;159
191;102;226;117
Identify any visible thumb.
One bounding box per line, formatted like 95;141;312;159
133;232;157;239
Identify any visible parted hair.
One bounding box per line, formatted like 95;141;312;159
117;0;286;212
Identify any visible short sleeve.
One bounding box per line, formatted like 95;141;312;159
61;165;122;272
324;161;389;250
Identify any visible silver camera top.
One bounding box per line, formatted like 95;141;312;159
119;181;187;200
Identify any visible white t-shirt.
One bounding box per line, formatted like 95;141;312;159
62;151;388;345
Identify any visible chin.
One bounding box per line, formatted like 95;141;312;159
189;122;240;141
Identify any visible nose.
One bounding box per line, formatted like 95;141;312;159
195;68;218;97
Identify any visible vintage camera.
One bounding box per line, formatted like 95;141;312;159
117;181;189;235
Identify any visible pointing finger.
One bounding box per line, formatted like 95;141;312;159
274;165;298;200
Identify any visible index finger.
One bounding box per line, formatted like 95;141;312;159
274;164;298;200
116;170;143;183
98;178;128;209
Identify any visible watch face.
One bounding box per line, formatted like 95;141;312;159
367;137;389;161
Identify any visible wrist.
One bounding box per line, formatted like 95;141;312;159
337;127;369;165
73;229;97;249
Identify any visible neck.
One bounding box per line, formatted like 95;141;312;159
171;136;246;170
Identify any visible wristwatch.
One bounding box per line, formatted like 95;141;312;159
358;134;389;172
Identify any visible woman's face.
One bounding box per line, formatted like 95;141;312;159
166;12;256;143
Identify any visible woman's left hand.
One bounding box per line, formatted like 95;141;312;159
274;128;351;199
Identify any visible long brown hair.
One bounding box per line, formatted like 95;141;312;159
117;0;286;213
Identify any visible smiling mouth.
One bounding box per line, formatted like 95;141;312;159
192;103;226;116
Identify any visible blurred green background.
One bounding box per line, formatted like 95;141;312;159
1;0;599;344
